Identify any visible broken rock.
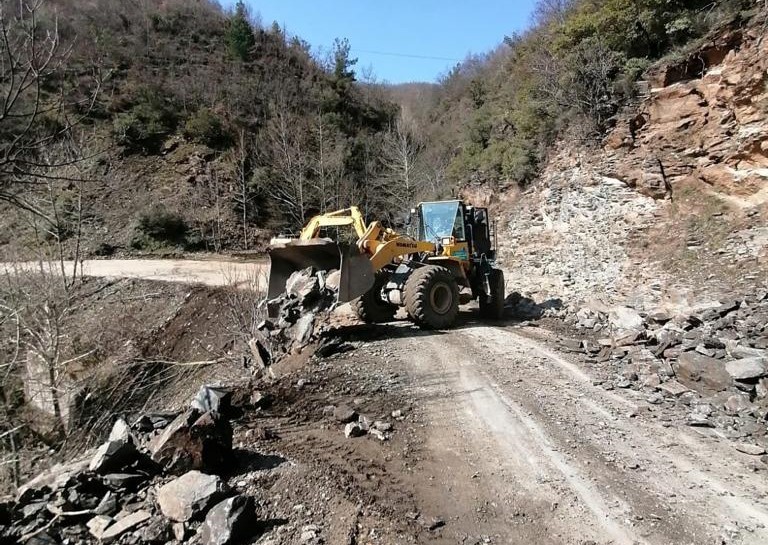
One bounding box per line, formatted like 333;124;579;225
200;495;254;545
149;409;233;475
291;312;315;345
608;306;644;331
88;438;138;474
138;516;170;543
101;509;151;542
344;422;365;438
735;444;767;456
86;515;113;539
286;268;320;303
725;357;768;381
658;380;689;397
191;385;232;416
108;418;132;443
156;470;225;522
333;405;357;424
673;352;732;395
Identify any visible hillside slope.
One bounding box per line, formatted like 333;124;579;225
494;12;767;310
0;0;398;259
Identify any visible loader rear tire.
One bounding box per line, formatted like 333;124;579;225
352;272;397;323
404;265;459;330
479;268;505;320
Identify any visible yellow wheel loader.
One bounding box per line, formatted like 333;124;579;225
267;201;505;329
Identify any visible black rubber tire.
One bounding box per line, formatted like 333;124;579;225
352;272;397;323
479;268;505;320
403;265;460;329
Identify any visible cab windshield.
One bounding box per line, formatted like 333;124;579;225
418;201;465;241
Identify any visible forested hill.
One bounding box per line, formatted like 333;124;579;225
0;0;402;257
393;0;765;194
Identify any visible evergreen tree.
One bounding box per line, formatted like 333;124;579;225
332;38;357;83
228;1;255;61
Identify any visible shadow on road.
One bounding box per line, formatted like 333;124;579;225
323;292;564;346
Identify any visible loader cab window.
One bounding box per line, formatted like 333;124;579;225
419;201;465;241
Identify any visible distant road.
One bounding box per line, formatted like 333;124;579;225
1;259;270;289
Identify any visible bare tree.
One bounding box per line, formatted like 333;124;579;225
0;266;91;439
310;111;345;213
379;117;424;211
259;103;313;227
232;128;251;249
0;0;100;218
533;0;575;26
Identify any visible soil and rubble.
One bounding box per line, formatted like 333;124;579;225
536;291;768;454
0;267;405;545
4;386;243;545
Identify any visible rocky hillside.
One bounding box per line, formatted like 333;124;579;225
491;10;768;312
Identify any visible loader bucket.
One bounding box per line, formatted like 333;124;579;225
267;240;375;303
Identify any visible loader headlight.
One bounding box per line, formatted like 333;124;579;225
441;237;453;246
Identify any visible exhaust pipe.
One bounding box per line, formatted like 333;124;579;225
267;240;375;303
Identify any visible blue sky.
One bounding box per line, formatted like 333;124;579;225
224;1;539;83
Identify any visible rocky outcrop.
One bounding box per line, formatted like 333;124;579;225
498;15;767;310
606;22;768;202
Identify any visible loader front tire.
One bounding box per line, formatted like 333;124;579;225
479;268;505;320
352;272;397;323
404;265;459;330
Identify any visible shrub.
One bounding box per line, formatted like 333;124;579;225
131;208;188;250
183;108;228;147
112;89;178;153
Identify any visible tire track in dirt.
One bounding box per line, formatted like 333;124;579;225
387;323;768;545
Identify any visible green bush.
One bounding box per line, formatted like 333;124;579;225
183;108;228;147
112;89;178;153
131;208;189;250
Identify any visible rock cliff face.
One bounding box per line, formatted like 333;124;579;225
607;22;768;202
495;16;768;312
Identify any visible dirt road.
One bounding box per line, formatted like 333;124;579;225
2;259;269;289
371;320;768;545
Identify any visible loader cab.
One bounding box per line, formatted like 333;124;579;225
413;200;496;261
417;200;466;242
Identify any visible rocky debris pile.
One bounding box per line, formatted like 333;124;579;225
500;169;663;307
2;385;260;545
568;293;768;449
324;403;394;441
246;267;341;372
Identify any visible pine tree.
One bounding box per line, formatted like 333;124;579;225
332;38;357;83
228;1;255;61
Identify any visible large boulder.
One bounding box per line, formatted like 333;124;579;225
673;352;732;395
156;471;226;522
200;495;255;545
148;409;233;475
